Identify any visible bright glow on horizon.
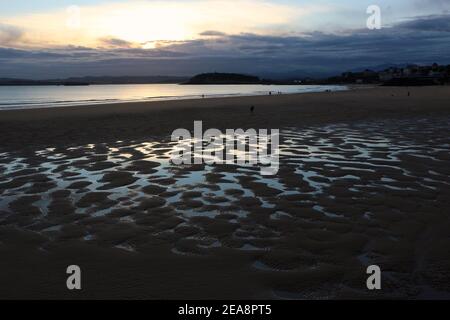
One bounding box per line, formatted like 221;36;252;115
2;0;449;79
2;0;325;49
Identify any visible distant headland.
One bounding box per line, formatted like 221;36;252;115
184;73;260;84
184;73;298;85
1;64;449;87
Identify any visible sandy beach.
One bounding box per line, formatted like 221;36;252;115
1;86;450;299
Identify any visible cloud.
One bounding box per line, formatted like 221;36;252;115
397;14;450;32
2;0;303;47
199;30;228;37
0;23;24;45
98;37;134;48
1;14;450;79
0;47;27;59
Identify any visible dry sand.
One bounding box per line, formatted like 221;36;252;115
1;86;450;299
1;85;449;149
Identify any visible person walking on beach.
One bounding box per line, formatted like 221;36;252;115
250;106;255;114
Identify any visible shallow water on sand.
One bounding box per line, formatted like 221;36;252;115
1;116;450;298
0;84;347;110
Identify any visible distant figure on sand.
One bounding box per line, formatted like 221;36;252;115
250;106;255;114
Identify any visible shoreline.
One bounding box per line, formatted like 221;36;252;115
1;85;450;299
0;84;348;112
1;86;449;150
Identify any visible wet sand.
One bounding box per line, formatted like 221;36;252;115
1;86;450;299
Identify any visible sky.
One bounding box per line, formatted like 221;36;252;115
0;0;450;79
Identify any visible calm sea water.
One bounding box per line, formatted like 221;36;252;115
0;84;347;110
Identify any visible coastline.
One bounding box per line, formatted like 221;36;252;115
1;85;449;149
0;84;347;111
1;85;450;299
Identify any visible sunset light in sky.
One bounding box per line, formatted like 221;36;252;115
2;0;314;48
1;0;449;78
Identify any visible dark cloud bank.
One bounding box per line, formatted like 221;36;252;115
1;14;450;79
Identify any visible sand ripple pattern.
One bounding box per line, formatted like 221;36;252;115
1;116;450;298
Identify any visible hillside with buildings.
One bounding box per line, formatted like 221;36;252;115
302;63;450;86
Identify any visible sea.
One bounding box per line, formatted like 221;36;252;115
0;84;347;110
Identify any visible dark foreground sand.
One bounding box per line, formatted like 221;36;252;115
1;86;450;299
